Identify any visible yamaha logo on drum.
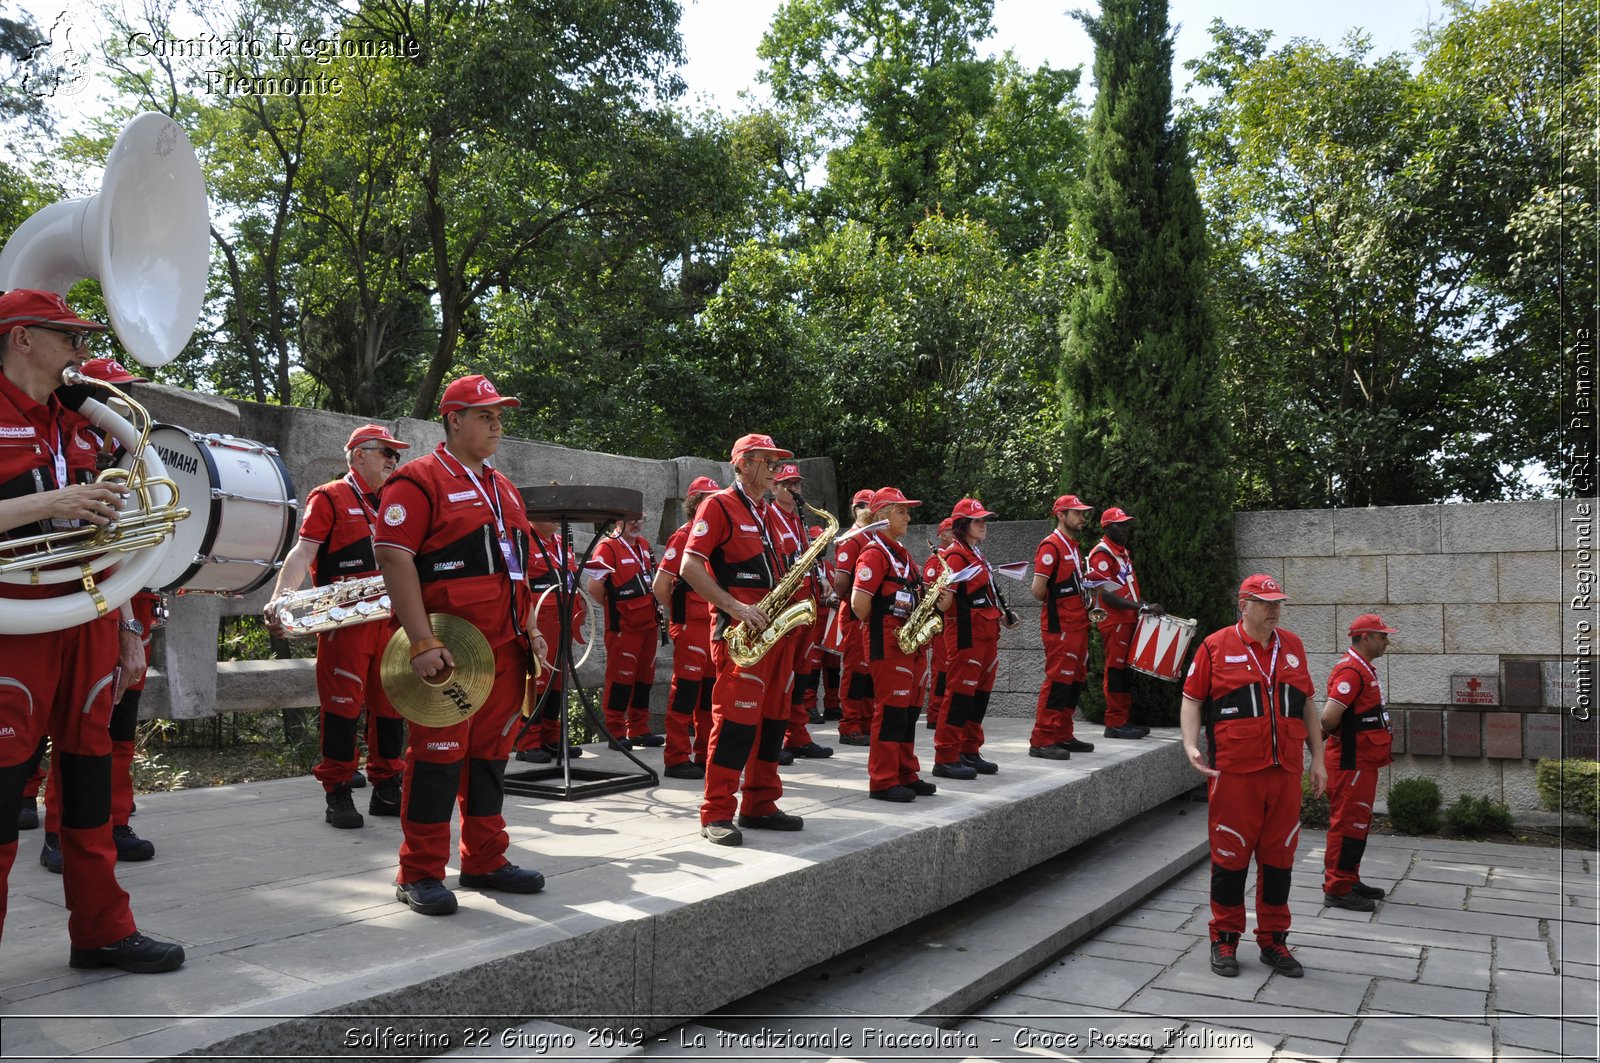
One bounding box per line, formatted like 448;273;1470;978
156;444;200;477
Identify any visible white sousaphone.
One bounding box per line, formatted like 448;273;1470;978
0;112;210;634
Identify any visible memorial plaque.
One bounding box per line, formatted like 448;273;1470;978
1447;711;1482;757
1484;713;1523;759
1567;713;1600;760
1524;714;1564;760
1541;660;1581;710
1390;710;1406;755
1503;661;1542;708
1451;674;1499;707
1408;710;1443;756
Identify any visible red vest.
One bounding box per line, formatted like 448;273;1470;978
1183;623;1314;774
300;475;382;585
1324;649;1394;770
1034;528;1089;634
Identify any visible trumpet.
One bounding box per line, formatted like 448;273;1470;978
270;575;391;636
1080;577;1108;624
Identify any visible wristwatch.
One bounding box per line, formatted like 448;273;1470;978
118;618;145;636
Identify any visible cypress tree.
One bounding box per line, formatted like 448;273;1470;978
1062;0;1235;722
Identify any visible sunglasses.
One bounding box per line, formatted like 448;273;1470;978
356;445;401;460
31;324;93;351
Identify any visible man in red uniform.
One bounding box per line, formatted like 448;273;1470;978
375;374;548;914
0;288;183;972
1321;613;1397;912
1088;507;1162;739
832;488;877;745
652;476;721;780
1180;574;1325;979
267;424;411;828
922;516;954;731
852;487;947;801
584;516;662;749
516;515;587;763
1028;494;1097;760
933;498;1013;778
680;433;804;846
770;463;832;762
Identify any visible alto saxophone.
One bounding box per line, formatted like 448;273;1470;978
897;552;954;655
725;501;839;667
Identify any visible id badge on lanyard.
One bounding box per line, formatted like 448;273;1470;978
500;537;524;582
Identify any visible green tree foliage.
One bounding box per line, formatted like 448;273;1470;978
1060;0;1234;640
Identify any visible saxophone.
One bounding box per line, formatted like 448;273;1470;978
897;552;954;655
725;501;839;667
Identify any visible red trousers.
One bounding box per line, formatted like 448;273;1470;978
1;619;136;949
700;634;797;825
867;651;925;791
313;621;405;790
1099;621;1135;727
933;634;997;763
785;620;819;747
665;617;714;768
602;625;658;740
397;639;528;884
838;617;872;738
925;633;949;729
38;685;143;833
1031;626;1088;746
519;612;568;750
1323;766;1380;896
1207;766;1302;946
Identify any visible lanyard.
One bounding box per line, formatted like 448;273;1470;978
868;533;910;581
41;423;67;490
1237;623;1280;709
612;531;653;582
435;448;506;538
1051;529;1080;578
343;473;378;536
731;482;782;573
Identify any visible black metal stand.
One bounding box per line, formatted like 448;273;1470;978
504;485;659;800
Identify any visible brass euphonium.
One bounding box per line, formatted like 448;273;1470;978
897;551;954;655
725;501;839;667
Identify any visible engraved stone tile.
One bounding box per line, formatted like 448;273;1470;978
1391;710;1407;754
1503;660;1543;707
1523;714;1564;760
1440;500;1560;553
1407;710;1442;756
1446;711;1482;757
1484;713;1523;760
1234;509;1332;559
1334;505;1440;556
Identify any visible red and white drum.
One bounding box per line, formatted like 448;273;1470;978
1129;612;1198;682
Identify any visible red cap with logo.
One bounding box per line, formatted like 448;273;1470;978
346;424;409;452
0;289;108;332
730;432;793;461
851;489;874;507
78;357;147;384
438;374;521;415
1053;494;1091;514
1238;574;1289;601
869;486;921;513
1348;613;1398;636
951;498;995;520
1100;506;1135;525
773;462;803;483
937;516;954;535
686;475;721;497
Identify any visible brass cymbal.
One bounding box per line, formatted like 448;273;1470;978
380;613;496;728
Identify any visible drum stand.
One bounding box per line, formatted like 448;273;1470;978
504;486;659;800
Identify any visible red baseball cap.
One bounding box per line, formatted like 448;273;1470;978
0;289;107;332
686;475;721;497
773;462;803;483
869;486;921;513
1348;613;1398;636
851;489;874;507
1053;494;1092;514
1239;574;1289;601
1100;506;1135;524
78;357;146;384
346;424;409;452
937;517;954;535
951;498;995;520
730;432;793;461
438;374;521;415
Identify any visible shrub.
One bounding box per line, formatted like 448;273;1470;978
1300;773;1330;829
1388;777;1442;835
1535;759;1600;823
1442;794;1515;837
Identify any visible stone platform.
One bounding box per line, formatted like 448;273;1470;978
0;722;1198;1062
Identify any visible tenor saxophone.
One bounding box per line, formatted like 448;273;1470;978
897;552;954;655
725;502;839;667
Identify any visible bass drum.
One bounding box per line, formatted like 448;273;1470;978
121;425;298;594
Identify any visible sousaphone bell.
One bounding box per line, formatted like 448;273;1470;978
380;614;496;728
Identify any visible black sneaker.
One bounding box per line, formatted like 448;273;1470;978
870;785;915;802
702;820;742;846
787;742;835;759
607;738;634;752
1028;745;1071;761
1209;940;1239;977
837;732;870;746
960;752;999;775
1059;738;1096;753
368;778;402;818
544;743;585;760
396;878;458;915
349;769;367;789
632;733;665;748
737;809;804;831
1259;942;1304;977
324;785;364;829
69;931;184;973
17;801;38;831
664;761;705;779
910;779;937;796
1324;890;1376;912
1350;881;1387;899
460;863;545;894
515;747;553;764
112;825;155;862
931;760;977;780
822;707;842;721
777;749;795;766
40;832;62;874
1103;724;1146;739
808;709;824;725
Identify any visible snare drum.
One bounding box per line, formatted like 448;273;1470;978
122;425;298;595
1128;612;1198;682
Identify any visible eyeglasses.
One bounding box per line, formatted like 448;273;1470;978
30;324;92;351
356;445;401;460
